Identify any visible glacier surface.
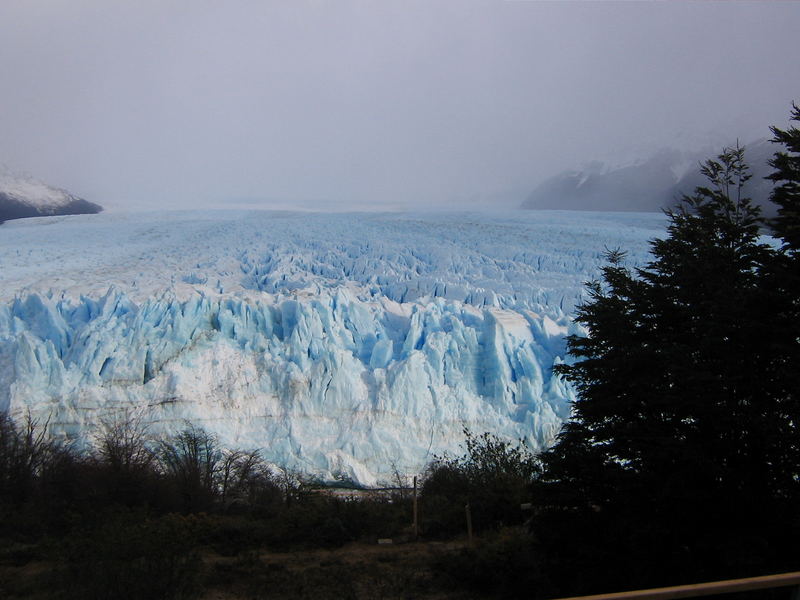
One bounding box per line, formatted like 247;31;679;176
0;209;665;484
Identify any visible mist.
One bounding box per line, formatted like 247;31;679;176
0;1;798;211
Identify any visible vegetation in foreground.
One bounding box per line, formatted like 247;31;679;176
0;414;536;599
1;104;799;599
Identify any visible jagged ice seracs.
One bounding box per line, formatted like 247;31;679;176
0;210;665;484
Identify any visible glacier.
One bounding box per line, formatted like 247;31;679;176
0;209;665;484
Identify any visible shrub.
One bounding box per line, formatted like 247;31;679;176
421;430;539;536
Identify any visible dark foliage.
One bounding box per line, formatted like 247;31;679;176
0;413;66;506
0;415;419;599
768;102;800;251
432;528;544;599
421;429;539;537
56;511;202;600
765;104;800;480
157;425;222;513
533;141;800;596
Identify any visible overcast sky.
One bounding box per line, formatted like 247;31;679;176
0;1;798;211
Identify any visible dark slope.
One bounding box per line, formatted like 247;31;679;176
523;140;777;217
0;182;102;225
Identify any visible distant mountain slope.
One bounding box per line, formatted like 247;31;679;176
0;173;102;224
523;140;777;217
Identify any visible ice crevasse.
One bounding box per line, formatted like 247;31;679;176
0;210;663;484
0;289;577;484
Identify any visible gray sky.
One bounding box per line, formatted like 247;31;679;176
0;1;798;211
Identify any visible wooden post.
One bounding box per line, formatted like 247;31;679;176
465;503;473;545
412;475;418;539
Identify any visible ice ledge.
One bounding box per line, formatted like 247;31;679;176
0;289;574;484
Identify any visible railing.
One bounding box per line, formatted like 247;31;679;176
552;571;800;600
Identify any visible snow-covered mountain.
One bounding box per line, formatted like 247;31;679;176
0;172;102;223
523;140;777;216
0;210;664;484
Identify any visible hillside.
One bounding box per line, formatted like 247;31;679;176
522;140;777;215
0;173;102;223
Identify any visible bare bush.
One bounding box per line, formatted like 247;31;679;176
0;412;64;505
94;412;156;473
158;424;221;512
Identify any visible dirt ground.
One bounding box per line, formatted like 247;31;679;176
199;538;476;600
1;537;479;600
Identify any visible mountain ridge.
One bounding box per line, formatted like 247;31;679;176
0;172;102;224
522;139;777;216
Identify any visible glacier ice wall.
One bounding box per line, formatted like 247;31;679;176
0;210;664;484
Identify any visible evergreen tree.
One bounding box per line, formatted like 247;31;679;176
534;144;800;595
768;102;800;251
764;102;800;515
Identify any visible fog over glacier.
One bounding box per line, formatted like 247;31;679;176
0;2;798;210
0;210;664;483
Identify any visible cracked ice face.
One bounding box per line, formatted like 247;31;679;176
0;209;664;484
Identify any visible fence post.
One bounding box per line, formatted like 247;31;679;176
412;475;418;539
465;503;473;545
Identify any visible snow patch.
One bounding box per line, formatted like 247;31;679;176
0;172;75;209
